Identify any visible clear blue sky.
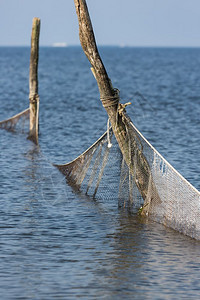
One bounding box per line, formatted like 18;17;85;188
0;0;200;47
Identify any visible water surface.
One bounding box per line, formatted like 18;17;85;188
0;46;200;299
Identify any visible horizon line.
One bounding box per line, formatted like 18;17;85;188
0;44;200;49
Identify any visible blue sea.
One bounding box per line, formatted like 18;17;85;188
0;46;200;299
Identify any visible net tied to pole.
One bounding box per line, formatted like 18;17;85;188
55;104;200;240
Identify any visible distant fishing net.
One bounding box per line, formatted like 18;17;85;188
0;108;29;133
55;110;200;240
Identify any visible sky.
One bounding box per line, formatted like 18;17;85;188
0;0;200;47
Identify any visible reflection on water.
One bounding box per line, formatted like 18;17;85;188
0;47;200;299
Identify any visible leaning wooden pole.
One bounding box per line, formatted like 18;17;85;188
74;0;161;210
28;17;40;144
74;0;126;156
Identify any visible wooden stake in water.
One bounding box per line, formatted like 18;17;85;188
73;0;161;206
28;17;40;144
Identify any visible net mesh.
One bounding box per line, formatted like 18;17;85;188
0;108;30;133
55;110;200;240
125;115;200;239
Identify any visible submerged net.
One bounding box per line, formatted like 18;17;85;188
0;108;30;133
55;108;200;240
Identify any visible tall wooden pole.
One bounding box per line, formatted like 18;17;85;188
74;0;161;210
28;17;40;144
74;0;126;156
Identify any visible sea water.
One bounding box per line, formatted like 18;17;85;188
0;46;200;299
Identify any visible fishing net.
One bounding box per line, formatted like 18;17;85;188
55;127;124;201
0;108;30;133
55;108;200;240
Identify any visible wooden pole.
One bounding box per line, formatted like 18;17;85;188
74;0;161;209
28;17;40;144
74;0;127;155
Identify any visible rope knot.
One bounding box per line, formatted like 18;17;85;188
29;94;39;104
100;88;120;108
118;102;132;115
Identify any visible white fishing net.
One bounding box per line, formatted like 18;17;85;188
55;111;200;240
127;117;200;239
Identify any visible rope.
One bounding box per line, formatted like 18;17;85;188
101;88;131;144
107;119;112;148
100;88;120;108
29;94;39;104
